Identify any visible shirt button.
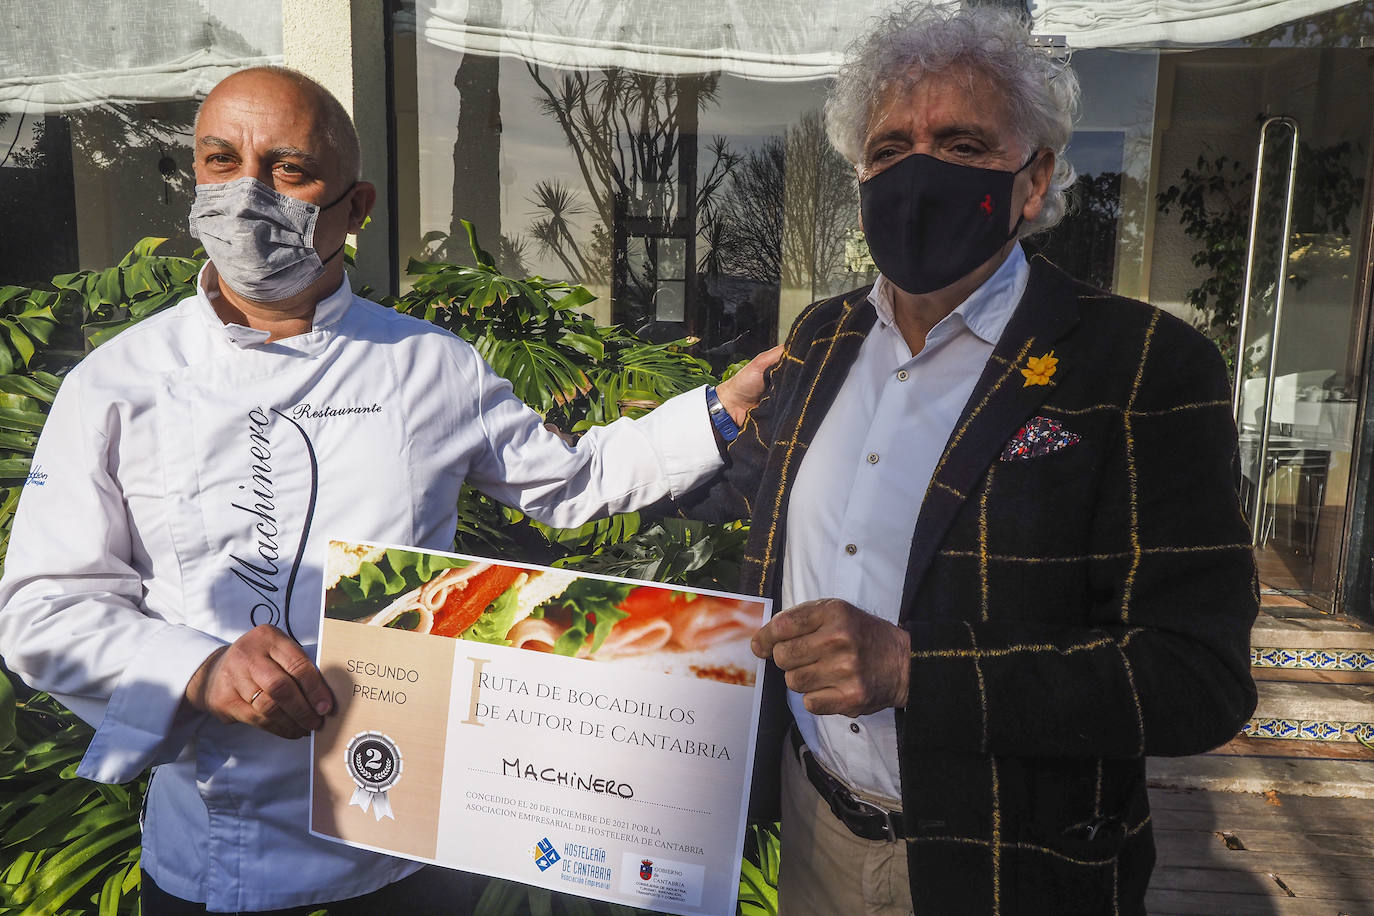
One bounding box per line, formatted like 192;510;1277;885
897;370;909;381
850;723;861;734
867;452;879;464
845;544;858;555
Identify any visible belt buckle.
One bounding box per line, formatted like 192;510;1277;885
794;735;900;842
827;786;898;842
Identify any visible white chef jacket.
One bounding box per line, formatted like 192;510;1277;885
781;246;1028;804
0;271;722;912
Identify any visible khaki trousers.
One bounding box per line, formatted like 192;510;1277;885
777;738;913;916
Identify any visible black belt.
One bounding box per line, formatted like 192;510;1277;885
790;727;905;842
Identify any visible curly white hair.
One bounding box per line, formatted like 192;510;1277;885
825;3;1081;237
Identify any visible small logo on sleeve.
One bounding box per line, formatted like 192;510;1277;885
23;466;47;487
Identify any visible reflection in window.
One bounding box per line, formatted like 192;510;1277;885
1242;0;1374;46
0;2;283;284
1024;50;1158;302
420;54;874;366
1;103;198;285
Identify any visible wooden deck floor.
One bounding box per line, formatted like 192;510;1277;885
1148;787;1374;915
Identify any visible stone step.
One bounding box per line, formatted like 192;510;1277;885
1251;607;1374;651
1240;680;1374;747
1148;754;1374;799
1253;680;1374;721
1250;607;1374;682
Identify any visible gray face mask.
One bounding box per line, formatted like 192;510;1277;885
188;176;353;302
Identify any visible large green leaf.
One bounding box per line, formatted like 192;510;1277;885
0;376;57;403
125;237;169;261
11;819;140;913
0;408;48;432
2;321;36;367
459;219;498;269
0;672;14;751
2;779;99;846
0;459;34;481
0;431;39;452
478;336;593;413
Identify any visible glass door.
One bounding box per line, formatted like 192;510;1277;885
1225;50;1372;610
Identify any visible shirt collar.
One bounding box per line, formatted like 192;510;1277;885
194;264;353;349
867;243;1030;348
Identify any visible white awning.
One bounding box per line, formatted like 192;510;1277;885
418;0;958;81
0;1;282;114
1030;0;1359;48
420;0;1362;80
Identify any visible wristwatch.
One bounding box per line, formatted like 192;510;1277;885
705;386;741;443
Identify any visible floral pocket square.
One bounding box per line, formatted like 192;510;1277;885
1000;416;1080;461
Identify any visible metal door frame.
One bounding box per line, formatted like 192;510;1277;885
1336;54;1374;620
1233;117;1301;547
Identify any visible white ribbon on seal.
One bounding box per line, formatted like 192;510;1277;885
350;784;396;821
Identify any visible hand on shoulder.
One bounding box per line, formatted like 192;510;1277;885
714;345;783;425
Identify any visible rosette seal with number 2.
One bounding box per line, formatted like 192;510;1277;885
344;731;404;821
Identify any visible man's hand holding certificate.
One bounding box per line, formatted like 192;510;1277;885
310;540;769;916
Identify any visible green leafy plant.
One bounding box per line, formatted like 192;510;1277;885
388;222;711;431
0;682;143;916
0;239;199;915
0;373;59;563
392;222;721;567
556;519;748;592
737;822;781;916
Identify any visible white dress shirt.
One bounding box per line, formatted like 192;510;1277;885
781;245;1029;803
0;270;722;911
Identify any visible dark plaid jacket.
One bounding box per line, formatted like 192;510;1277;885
682;256;1258;915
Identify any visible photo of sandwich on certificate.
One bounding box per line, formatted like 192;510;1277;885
323;540;762;685
312;539;769;916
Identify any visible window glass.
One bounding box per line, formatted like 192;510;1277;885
1240;0;1374;46
406;0;1364;362
0;1;284;285
414;51;873;366
1025;50;1159;302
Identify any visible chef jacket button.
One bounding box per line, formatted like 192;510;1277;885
845;543;858;555
850;722;861;734
897;370;909;381
867;453;879;464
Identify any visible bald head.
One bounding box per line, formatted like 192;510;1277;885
196;66;362;186
190;64;377;315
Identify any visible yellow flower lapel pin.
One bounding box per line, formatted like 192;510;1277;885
1021;351;1058;387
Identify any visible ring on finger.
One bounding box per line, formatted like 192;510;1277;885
249;688;263;704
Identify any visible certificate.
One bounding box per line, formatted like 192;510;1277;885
309;539;770;916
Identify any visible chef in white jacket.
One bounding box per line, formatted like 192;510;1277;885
0;66;772;915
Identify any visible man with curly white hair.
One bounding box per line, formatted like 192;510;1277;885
681;4;1258;914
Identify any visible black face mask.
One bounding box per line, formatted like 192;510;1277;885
859;151;1039;295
